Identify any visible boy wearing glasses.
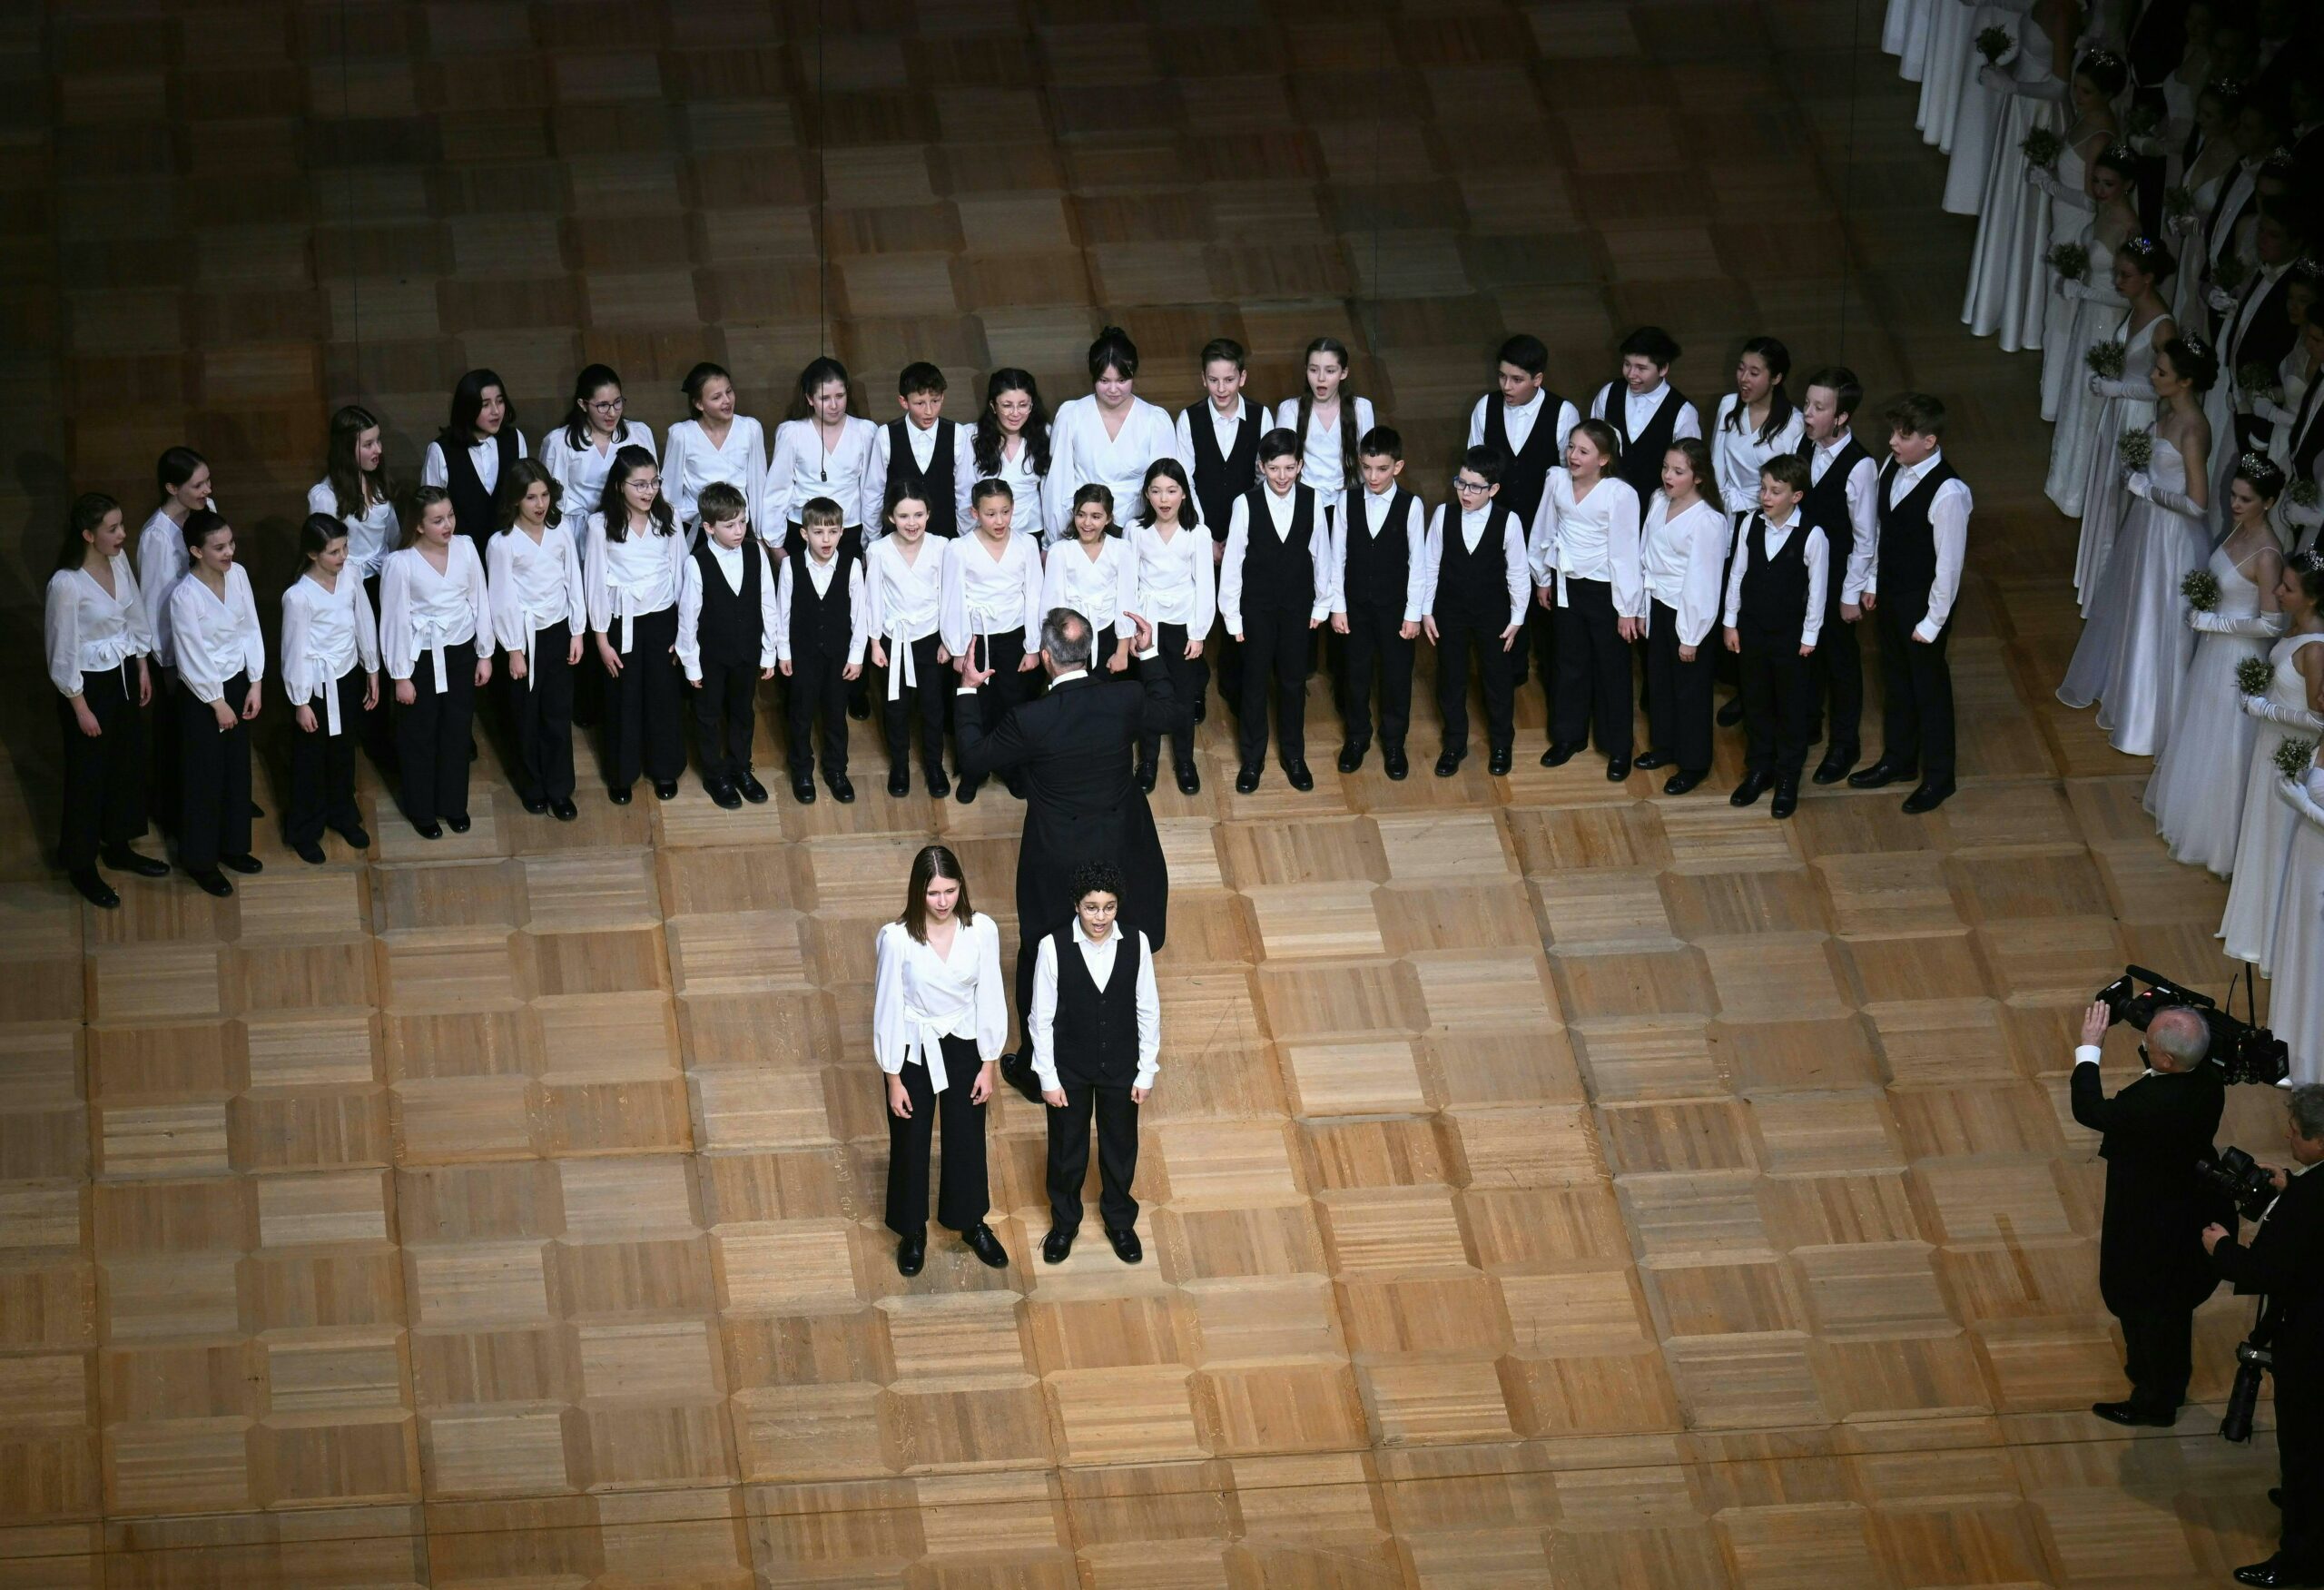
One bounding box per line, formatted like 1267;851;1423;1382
1419;445;1530;776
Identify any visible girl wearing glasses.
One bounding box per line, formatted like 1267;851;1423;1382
542;364;656;531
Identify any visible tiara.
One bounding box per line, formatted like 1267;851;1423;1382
2292;256;2324;282
2206;75;2247;98
2240;449;2281;475
2124;234;2162;253
2290;549;2324;573
2083;46;2125;69
2177;332;2212;358
2102;139;2140;163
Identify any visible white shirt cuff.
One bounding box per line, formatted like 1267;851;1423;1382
1033;1057;1061;1093
1133;1062;1157;1091
2074;1045;2102;1066
1135;645;1160;662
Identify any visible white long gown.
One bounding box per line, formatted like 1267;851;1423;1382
2056;432;2207;755
1917;0;1977;148
2269;768;2324;1084
2072;312;2162;608
1943;7;2012;214
1962;24;2063;349
2220;632;2324;973
2144;544;2277;873
2041;222;2118;442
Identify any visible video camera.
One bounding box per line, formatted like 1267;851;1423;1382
2093;965;2288;1087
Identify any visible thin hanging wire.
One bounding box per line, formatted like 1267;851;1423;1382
339;0;359;403
1837;0;1866;359
814;0;829;356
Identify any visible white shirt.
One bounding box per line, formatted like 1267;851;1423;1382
661;416;768;537
769;550;865;671
45;556;153;696
1640;495;1728;647
1176;396;1267;486
1041;533;1137;637
1126;518;1217;634
1417;504;1529;629
305;479;398;578
1709;396;1807;514
538;421;651;528
938;529;1045;655
278;572;380;734
764;415;878;532
168;564;266;704
1219;487;1335;632
582;514;686;652
1591;380;1704;446
872;914;1008;1094
1333;488;1430;623
1466;390;1580;460
137;507;195;669
486;524;588;672
1720;509;1830;647
1029;923;1162;1093
420;429;530;496
677;539;783;678
1047;394;1178;544
379;539;491;686
955;430;1045;540
1807;432;1883;605
1271;395;1377;512
1873;450;1975;642
1528;469;1645;618
861;418;959;532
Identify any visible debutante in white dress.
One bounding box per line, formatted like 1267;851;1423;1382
1962;23;2063;349
2144;542;2283;873
2056;429;2208;755
2220;631;2324;973
2270;767;2324;1083
2072;311;2162;607
1943;6;2014;214
2038;214;2117;434
1916;0;1977;148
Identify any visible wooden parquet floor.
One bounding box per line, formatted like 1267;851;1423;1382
0;1;2292;1584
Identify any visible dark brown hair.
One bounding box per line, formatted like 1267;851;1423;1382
901;844;976;941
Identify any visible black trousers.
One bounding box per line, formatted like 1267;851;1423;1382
959;627;1032;797
1137;622;1205;770
178;671;252;872
506;625;576;803
2116;1305;2194;1414
1875;600;1955;784
359;572;398;773
148;668;182;833
884;1035;990;1237
783;647;847;781
693;654;760;785
1434;613;1516;757
1237;603;1313;766
881;631;949;774
2279;1378;2324;1571
836;524;871;715
1643;603;1715;774
397;642;477;826
1551;578;1634;759
288;667;367;845
1047;1081;1140;1235
1339;602;1414;750
1738;627;1816;779
1512;595;1552;692
1811;594;1865;755
602;606;685;790
57;667;148;871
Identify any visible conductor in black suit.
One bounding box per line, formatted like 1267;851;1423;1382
2205;1084;2324;1590
2070;1000;2227;1427
954;607;1189;1098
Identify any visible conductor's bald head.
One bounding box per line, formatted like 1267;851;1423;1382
1040;607;1094;674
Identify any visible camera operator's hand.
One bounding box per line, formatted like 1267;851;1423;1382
2202;1222;2230;1253
2270;1167;2291;1193
2079;1001;2111;1048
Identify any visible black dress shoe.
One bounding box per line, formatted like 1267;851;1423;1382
1176;762;1201;795
1284;760;1314;792
445;814;470;834
522;795;550;815
102;846;170;878
1192;696;1206;725
887;765;911;798
221;853;263;874
1435;750;1462;778
827;775;855;804
1770;778;1799;820
999;1051;1043;1103
956;779;978;804
1382;745;1408;780
1846;758;1914;790
1106;1226;1142;1264
1717;697;1746;727
412;819;443;840
792;777;817;805
739;772;769;804
335;823;372;848
608;786;632;805
1236;765;1261;794
962;1223;1009;1269
1336;742;1365;775
1901;780;1955;815
1632;750;1671;770
549;799;576;822
896;1234;924;1277
925;766;950;798
1663;769;1707;795
293;839;327;865
709;782;743;810
1539;741;1581;767
190;868;233;898
1605;755;1630;783
848;696;871;722
2232;1555;2324;1587
1729;771;1772;807
1136;761;1158;794
2090;1400;2178;1427
69;868;120;909
1812;747;1858;785
1042;1228;1074;1264
653;779;679;801
1489;745;1513;776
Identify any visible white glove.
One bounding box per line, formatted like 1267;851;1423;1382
2279;773;2324;829
2124;470;2153;500
2188;609;2286;637
2243;694;2324;730
1978;64;2014;93
2028;165;2066;198
2145;482;2206;518
2206;284;2238;313
2091;374;2146;400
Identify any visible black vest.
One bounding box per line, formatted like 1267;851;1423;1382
1344;489;1416;612
1482;391;1566;528
1184;404;1260;541
882;418;956;530
438;429;517;548
1797;432;1870;587
1875;458;1960;618
1738;513;1812;641
785;546;852;661
693;540;766;667
1240;485;1318;607
2291;373;2324;479
1600;381;1687;505
1434;505;1520;626
1051;925;1142;1087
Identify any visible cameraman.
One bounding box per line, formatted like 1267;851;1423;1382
2072;1001;2226;1427
2204;1084;2324;1590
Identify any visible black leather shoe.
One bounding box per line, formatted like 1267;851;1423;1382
1042;1228;1074;1264
792;777;816;805
1770;778;1799;820
653;779;679;801
69;868;119;910
1236;765;1261;794
1812;747;1858;785
2231;1556;2324;1587
896;1234;924;1277
1729;771;1772;807
1176;762;1201;795
1901;780;1955;814
549;799;576;823
1663;769;1707;795
2090;1400;2178;1427
1284;760;1314;792
999;1051;1043;1103
522;795;550;815
1336;742;1365;775
826;775;855;804
191;868;233;898
888;765;911;798
1605;755;1630;783
103;846;171;878
1136;761;1158;794
962;1223;1009;1269
1632;750;1671;770
1106;1226;1142;1264
1489;745;1513;776
412;819;443;840
608;786;632;805
1847;758;1915;790
293;839;327;865
1435;750;1462;778
221;853;263;874
848;696;871;722
1192;696;1206;725
445;814;470;834
1717;697;1745;727
1539;741;1581;767
1383;745;1408;780
709;782;742;809
926;766;950;798
739;773;769;804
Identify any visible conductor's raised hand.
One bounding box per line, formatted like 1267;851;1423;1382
1129;613;1154;653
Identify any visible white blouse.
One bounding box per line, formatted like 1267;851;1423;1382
279;572;380;735
1639;495;1729;647
1270;394;1377;515
1040;533;1137;637
167;564;266;704
866;534;948;700
1047;394;1178;545
1709;396;1807;518
662;416;768;535
770;552;864;669
305;479;399;578
1528;469;1645;618
136;507;192;669
1126;519;1216;635
957;431;1047;540
44;556;153;696
420;429;530;495
379;540;491;687
764;415;879;532
540;421;655;528
872;914;1008;1094
582;514;686;653
939;529;1045;655
487;525;587;679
